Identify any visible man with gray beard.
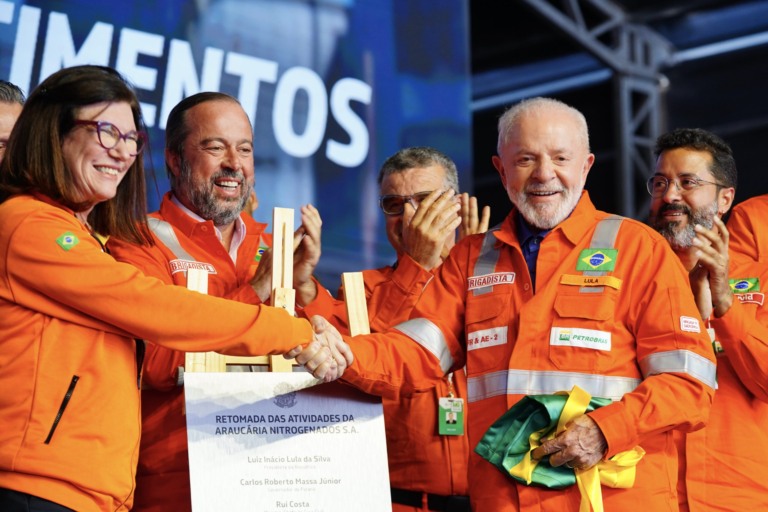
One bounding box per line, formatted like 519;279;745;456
649;127;768;512
109;92;342;512
330;97;717;511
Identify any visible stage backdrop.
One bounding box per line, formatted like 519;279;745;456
0;0;472;288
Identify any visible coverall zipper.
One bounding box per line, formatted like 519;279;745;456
44;375;79;444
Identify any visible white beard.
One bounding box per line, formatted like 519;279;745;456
512;185;581;230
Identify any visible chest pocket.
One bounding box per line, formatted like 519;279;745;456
466;292;512;374
554;292;615;321
548;215;624;372
549;281;620;372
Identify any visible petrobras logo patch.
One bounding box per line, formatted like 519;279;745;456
680;316;701;333
169;259;217;275
550;327;611;351
467;326;508;351
467;272;515;290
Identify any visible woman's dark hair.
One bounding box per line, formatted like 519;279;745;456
0;65;152;244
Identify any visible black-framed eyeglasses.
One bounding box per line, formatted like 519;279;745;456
379;191;434;215
646;175;725;198
73;120;146;156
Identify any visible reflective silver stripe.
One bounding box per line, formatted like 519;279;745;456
471;227;502;296
590;215;623;249
467;369;640;403
147;217;196;384
393;318;454;374
640;349;718;389
148;217;196;262
581;215;624;294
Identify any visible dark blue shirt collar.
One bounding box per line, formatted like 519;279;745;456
516;213;550;246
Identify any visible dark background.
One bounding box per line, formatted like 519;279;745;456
470;0;768;226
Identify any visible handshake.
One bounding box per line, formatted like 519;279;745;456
285;316;353;383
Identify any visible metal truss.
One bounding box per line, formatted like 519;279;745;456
523;0;674;219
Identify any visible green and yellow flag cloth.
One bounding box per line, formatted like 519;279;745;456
475;386;645;512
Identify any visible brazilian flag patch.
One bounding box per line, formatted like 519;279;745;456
56;232;80;251
576;249;617;272
729;277;760;293
254;245;268;263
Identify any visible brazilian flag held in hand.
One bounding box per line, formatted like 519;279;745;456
474;389;611;489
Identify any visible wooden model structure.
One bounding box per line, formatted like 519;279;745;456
183;207;369;374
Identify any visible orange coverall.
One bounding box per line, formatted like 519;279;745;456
677;203;768;511
0;194;314;512
108;193;339;512
342;193;717;512
727;194;768;262
332;254;469;511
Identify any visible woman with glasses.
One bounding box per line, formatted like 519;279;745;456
0;65;349;512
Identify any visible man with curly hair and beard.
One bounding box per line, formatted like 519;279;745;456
649;127;768;511
647;129;731;254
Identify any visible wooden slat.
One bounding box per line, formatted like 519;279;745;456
271;207;294;293
271;287;296;318
342;272;371;336
184;268;215;372
265;207;297;372
186;267;208;294
184;207;298;373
